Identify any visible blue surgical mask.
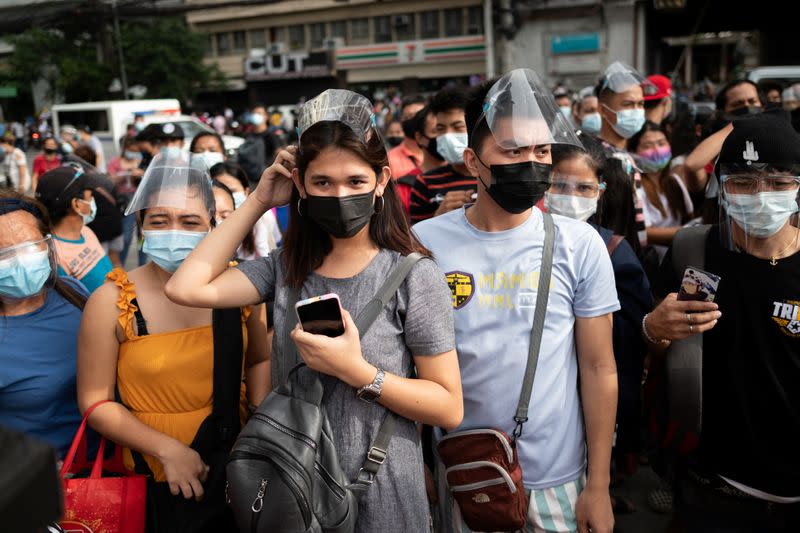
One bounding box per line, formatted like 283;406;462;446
0;250;52;299
123;150;141;160
250;113;265;126
581;112;602;134
604;104;646;139
232;191;247;210
79;197;97;225
196;151;224;169
559;106;573;121
160;146;182;160
723;190;799;238
142;230;207;273
436;132;468;164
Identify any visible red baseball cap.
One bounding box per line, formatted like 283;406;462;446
643;74;672;101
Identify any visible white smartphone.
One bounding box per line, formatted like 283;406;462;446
294;293;345;337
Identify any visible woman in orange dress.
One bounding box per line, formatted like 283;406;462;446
77;154;270;532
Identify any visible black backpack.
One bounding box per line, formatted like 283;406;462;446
226;253;423;533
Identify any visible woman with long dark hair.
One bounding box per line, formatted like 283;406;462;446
166;89;463;531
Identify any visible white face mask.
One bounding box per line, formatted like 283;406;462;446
544;192;598;222
723;190;799;238
196;151;224;170
232;191;247;210
435;132;468;164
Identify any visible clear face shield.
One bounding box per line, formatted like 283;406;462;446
124;152;215;219
296;89;380;148
599;61;656;95
718;162;800;254
0;236;58;300
478;68;582;152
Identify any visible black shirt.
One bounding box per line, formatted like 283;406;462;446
408;165;477;223
657;226;800;497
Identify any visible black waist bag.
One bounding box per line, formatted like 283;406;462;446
226;253;423;533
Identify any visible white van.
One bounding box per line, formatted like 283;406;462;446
747;66;800;86
51;99;181;157
142;114;245;158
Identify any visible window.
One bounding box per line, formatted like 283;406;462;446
467;6;483;35
330;20;347;41
270;27;286;44
232;31;246;52
350;18;369;42
444;8;464;36
288;24;306;50
56;110;110;134
216;32;230;55
374;16;391;43
248;29;266;49
420;10;440;39
204;33;214;56
394;13;416;41
310;22;325;49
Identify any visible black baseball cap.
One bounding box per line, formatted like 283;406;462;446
135;123;161;143
717;108;800;175
154;122;185;141
35;165;91;210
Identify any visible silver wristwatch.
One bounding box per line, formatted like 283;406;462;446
356;369;385;403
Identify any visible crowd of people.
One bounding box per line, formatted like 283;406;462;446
1;60;799;533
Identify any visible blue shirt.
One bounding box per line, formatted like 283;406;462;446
0;279;88;457
414;207;620;489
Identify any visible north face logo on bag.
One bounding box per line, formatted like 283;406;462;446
472;493;490;504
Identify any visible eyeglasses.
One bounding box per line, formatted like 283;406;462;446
720;175;800;194
550;178;606;197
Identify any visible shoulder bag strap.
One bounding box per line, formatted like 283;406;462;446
513;212;555;440
211;307;245;444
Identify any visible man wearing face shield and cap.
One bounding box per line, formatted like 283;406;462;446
645;110;800;531
415;69;619;533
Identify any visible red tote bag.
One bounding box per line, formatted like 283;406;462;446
60;400;146;533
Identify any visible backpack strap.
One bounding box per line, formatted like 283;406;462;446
606;234;625;256
210;307;245;445
666;224;711;452
512;212;555;439
285;253;424;487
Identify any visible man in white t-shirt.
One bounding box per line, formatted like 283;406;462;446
414;69;619;533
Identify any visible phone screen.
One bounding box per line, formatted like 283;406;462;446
677;267;721;302
296;298;345;337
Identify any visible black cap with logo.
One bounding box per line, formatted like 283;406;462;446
717;108;800;176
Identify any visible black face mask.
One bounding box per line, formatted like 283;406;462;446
386;136;404;148
728;105;762;118
476;157;552;214
44;148;57;155
306;190;376;239
401;118;416;139
418;135;443;161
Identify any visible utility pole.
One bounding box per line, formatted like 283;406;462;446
483;0;496;78
112;0;129;99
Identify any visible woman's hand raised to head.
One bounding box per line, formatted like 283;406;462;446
254;146;298;209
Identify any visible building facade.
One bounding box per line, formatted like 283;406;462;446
187;0;488;109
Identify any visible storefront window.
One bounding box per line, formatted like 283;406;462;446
289;24;306;50
350;18;369;43
331;20;347;42
216;32;231;55
467;6;483;35
248;29;266;49
444;8;464;36
232;31;246;53
374;16;391;43
394;14;416;41
270;27;286;44
204;33;214;56
420;10;440;39
310;22;325;49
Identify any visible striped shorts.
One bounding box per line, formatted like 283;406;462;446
434;459;586;533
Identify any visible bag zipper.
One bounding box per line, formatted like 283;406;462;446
450;477;508;493
250;479;267;533
314;461;346;499
229;451;313;529
251;413;317;450
445;461;517;494
439;429;514;464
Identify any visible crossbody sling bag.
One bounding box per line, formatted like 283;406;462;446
437;212;555;532
226;253;423;533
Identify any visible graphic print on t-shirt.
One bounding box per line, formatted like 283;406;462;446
445;271;474;309
770;299;800;336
